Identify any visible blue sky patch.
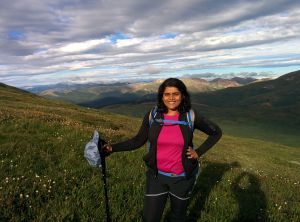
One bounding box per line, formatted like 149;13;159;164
109;32;130;44
8;31;25;40
160;33;177;39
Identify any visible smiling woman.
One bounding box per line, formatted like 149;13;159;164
102;78;222;221
162;87;183;114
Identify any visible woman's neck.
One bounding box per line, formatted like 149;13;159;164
165;109;179;116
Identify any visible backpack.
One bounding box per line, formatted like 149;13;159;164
148;106;195;132
147;107;201;176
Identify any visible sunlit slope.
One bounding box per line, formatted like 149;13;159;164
0;83;299;221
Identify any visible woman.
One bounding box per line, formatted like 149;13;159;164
102;78;222;222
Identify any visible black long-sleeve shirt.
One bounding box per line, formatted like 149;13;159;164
112;109;222;178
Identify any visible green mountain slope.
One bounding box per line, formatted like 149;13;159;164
191;70;300;108
191;70;300;147
0;83;299;221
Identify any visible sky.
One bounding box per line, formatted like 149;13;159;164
1;0;300;87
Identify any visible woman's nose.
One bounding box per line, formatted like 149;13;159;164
169;94;175;100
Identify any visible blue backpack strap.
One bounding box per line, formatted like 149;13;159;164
187;109;195;132
147;108;195;152
187;109;195;150
149;106;158;127
154;119;189;125
147;106;158;151
149;107;195;129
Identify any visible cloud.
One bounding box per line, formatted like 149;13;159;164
0;0;300;86
59;39;110;53
139;65;161;75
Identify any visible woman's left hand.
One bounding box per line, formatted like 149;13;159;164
186;147;199;159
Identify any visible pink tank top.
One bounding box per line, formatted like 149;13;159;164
156;113;184;174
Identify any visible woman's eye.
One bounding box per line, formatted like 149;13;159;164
163;92;180;97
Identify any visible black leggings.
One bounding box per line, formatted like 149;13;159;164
143;193;189;222
143;171;197;222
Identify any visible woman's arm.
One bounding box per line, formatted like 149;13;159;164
193;111;222;157
108;112;150;152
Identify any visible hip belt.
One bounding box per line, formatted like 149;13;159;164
158;170;186;177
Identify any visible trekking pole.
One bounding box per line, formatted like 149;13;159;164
100;151;111;222
84;131;111;222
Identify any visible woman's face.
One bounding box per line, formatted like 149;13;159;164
162;86;183;112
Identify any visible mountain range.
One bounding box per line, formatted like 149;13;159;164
191;70;300;108
192;70;300;143
27;77;258;108
25;71;299;117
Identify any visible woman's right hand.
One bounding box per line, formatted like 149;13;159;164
102;144;112;153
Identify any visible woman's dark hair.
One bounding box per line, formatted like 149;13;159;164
157;78;191;113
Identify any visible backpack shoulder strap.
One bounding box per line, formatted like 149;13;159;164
148;106;158;127
149;107;195;131
147;106;158;152
187;109;195;132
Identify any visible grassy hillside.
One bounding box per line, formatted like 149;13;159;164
0;83;299;221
